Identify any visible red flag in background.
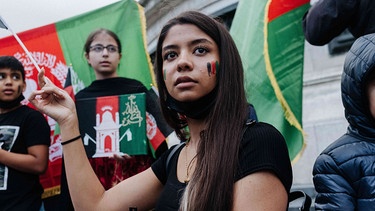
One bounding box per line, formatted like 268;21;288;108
0;23;67;198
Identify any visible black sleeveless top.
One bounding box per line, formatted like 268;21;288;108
151;122;292;210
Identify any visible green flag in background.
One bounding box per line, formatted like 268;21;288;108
57;0;155;88
230;0;310;162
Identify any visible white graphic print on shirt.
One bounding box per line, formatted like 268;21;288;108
0;126;19;190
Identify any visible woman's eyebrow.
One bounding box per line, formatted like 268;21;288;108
162;44;178;52
190;38;213;46
162;38;213;53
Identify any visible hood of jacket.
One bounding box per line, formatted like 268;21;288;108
342;33;375;140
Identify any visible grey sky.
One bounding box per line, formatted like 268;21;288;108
0;0;120;38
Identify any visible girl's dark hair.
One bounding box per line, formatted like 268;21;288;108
83;28;122;54
154;11;248;210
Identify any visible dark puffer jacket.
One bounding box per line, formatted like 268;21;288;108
303;0;375;45
313;34;375;210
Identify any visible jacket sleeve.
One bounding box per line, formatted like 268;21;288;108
302;0;357;45
313;153;356;210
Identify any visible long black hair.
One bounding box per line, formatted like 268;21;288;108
154;11;248;210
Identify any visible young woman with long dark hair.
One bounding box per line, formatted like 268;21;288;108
29;11;292;211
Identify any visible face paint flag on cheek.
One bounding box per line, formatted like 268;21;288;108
163;69;167;81
17;86;22;95
207;62;211;77
214;61;219;75
207;61;219;77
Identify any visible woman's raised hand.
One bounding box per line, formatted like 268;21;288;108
28;68;77;126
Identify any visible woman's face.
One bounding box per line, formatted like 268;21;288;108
85;32;122;79
162;24;219;102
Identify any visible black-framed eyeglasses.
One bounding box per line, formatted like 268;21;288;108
90;45;119;53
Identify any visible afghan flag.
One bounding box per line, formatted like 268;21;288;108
76;94;147;158
63;65;76;102
230;0;310;162
0;0;158;198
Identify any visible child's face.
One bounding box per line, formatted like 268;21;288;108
368;79;375;119
161;24;219;102
0;68;25;102
85;32;122;79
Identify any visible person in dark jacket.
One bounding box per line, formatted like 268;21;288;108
313;33;375;210
302;0;375;46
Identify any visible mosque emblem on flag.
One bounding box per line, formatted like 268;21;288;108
76;94;147;158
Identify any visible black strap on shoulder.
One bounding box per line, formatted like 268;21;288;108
242;118;256;136
288;190;312;211
166;142;185;171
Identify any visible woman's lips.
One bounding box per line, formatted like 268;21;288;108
175;76;197;86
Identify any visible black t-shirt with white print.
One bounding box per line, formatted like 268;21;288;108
0;105;50;211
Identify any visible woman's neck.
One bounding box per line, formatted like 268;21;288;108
186;118;206;148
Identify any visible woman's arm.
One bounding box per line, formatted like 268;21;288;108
232;171;288;210
29;69;163;210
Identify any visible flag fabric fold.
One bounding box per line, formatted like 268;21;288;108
145;86;174;157
0;0;161;198
63;65;76;101
230;0;310;162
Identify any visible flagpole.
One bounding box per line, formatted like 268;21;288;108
0;16;42;72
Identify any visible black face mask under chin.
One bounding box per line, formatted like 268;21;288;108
0;94;25;109
166;87;217;119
